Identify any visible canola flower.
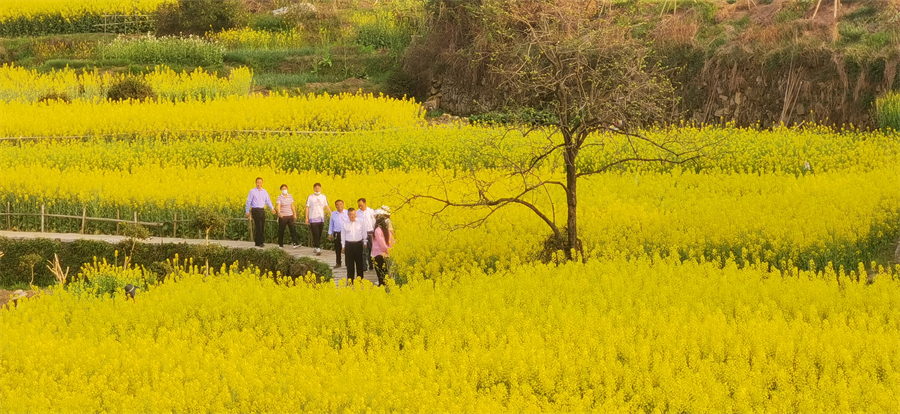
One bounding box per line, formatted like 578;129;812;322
0;92;424;137
1;165;896;275
0;0;166;36
0;0;168;21
1;257;897;413
1;124;896;175
0;64;253;103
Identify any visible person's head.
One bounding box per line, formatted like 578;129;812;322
280;184;288;195
255;177;263;188
335;199;344;211
347;207;356;221
313;183;321;194
357;198;367;210
375;215;389;233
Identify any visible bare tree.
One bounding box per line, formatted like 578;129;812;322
400;1;709;262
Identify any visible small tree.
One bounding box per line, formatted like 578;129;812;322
121;222;150;262
192;209;229;245
19;253;42;286
400;2;713;262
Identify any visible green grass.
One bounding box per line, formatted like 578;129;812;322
253;72;317;89
875;91;900;132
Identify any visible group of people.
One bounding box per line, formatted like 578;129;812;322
244;177;394;285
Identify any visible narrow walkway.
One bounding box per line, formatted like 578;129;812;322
0;231;377;286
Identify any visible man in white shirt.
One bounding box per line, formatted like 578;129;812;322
341;208;367;282
305;183;331;255
328;199;349;269
357;198;376;270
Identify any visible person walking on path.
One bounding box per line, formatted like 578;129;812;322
245;177;276;248
357;198;376;270
328;199;349;268
341;208;367;283
305;183;330;255
371;212;394;287
276;184;300;248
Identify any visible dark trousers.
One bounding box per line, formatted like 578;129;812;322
309;222;324;248
364;231;374;270
374;255;387;286
278;216;299;247
332;232;342;266
345;241;365;281
251;208;266;246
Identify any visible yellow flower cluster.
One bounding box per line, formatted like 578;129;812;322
0;92;423;137
0;64;253;103
2;164;896;275
208;27;305;50
0;0;169;21
2;258;897;412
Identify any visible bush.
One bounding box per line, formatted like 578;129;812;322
106;77;156;102
98;34;225;66
37;92;71;104
875;91;900;132
0;237;333;287
154;0;248;37
192;209;229;242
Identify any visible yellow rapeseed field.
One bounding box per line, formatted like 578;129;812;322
0;0;169;21
2;258;897;412
0;64;253;103
0;92;423;136
1;165;896;275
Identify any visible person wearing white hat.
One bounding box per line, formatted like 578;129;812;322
371;212;394;286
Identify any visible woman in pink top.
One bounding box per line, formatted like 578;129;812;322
371;214;393;286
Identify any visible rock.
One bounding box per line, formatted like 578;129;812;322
273;3;316;16
734;92;742;105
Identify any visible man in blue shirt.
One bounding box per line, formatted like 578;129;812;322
245;177;277;248
328;199;349;268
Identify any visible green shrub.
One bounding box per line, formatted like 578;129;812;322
192;209;229;243
106;77;156;102
0;237;333;288
154;0;248;36
98;34;225;67
875;91;900;132
37;92;71;104
249;14;292;32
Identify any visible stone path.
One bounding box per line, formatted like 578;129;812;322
0;231;378;286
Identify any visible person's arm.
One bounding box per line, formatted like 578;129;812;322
328;212;335;239
245;190;253;217
304;196;310;225
323;197;331;217
341;224;347;250
291;202;297;220
264;191;276;214
275;198;282;218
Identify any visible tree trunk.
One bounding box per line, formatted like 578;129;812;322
563;142;581;261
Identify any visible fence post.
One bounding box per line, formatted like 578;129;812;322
248;217;253;242
6;202;9;229
116;209;120;235
134;211;138;224
173;212;177;238
81;207;87;234
41;204;45;233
